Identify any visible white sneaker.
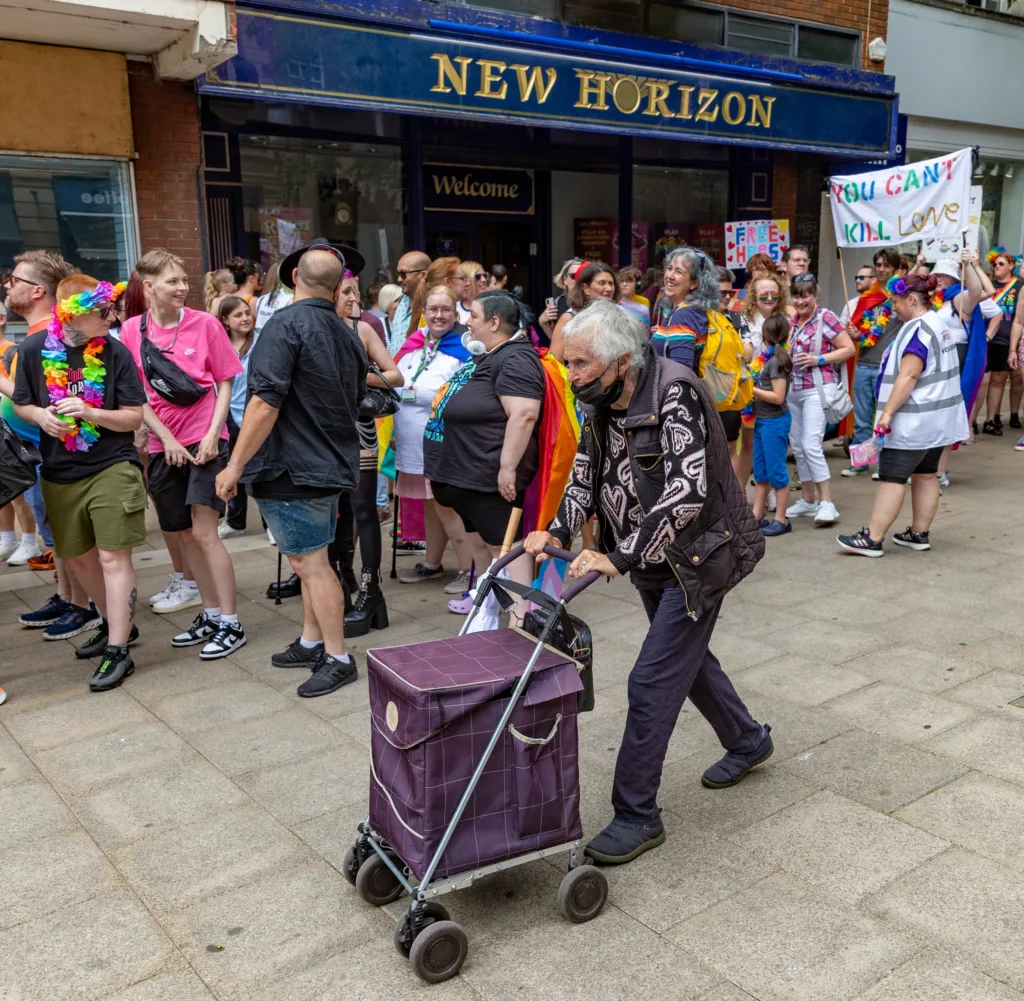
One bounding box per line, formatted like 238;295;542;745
814;501;840;525
6;537;42;566
786;499;819;519
152;579;203;614
766;489;777;513
266;528;276;546
444;570;472;595
218;521;244;539
149;574;176;605
0;538;21;561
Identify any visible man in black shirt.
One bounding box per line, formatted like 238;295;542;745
216;242;366;698
13;274;147;692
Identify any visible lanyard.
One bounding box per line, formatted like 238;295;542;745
408;338;443;387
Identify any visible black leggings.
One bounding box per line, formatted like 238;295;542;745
331;467;382;573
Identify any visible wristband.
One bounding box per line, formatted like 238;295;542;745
818;355;826;367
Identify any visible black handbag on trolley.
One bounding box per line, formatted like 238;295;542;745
520;607;596;713
0;417;42;508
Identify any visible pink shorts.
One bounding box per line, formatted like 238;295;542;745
397;472;433;500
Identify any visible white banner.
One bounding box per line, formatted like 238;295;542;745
829;148;973;249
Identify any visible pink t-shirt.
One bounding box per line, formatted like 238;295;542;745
121;308;243;453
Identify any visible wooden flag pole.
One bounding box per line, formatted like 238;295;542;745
959;230;968;328
500;507;523;557
837;247;852;316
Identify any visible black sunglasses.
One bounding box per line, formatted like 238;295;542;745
791;273;817;285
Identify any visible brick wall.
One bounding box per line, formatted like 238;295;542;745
128;61;205;307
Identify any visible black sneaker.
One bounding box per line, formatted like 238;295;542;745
394;541;427;557
836;528;885;557
584;815;666;865
982;420;1002;437
171;613;219;648
1011;414;1022;430
89;646;135;692
199;622;247;660
297;652;358;698
893;527;931;551
271;637;323;669
76;622;139;660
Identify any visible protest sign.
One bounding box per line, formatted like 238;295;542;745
921;185;982;262
829;148;972;248
724;219;790;269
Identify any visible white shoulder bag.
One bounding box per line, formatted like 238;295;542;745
811;314;853;425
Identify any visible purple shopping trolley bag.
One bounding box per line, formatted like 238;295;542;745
367;629;584;882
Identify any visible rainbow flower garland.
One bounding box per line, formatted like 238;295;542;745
854;298;892;351
741;342;782;427
42;281;125;452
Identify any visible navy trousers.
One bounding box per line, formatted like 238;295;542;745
612;586;765;823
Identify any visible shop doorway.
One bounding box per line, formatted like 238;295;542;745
425;215;535;302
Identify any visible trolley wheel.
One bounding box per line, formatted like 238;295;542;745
558;865;608;924
342;845;360;886
355;853;404;906
393;901;451;957
408;920;468;984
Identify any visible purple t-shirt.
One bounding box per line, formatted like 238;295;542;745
876;331;929;398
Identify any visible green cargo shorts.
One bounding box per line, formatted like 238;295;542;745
41;461;148;559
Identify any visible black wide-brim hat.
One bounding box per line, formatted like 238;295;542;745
280;239;365;289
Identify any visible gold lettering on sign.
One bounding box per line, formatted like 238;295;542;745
509;64;557;104
475;60;508;100
721;91;746;125
747;95;775;128
430;54;472;95
612;77;642;115
676;85;695;120
696;89;719;122
431;173;523;200
574;70;612;110
642;79;674;118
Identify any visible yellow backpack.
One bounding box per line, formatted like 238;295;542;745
699;310;753;412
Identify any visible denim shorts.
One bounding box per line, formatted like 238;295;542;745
753;412;793;489
256;493;339;556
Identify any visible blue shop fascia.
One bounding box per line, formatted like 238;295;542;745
198;0;899;303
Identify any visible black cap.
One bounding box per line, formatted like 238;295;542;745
279;239;365;289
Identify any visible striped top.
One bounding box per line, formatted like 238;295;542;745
650;304;708;370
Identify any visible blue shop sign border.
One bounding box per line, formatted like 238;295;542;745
202;8;895;156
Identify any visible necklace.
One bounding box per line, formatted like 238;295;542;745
41;319;105;452
741;342;781;427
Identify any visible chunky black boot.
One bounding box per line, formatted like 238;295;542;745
266;574;301;600
344;569;389;638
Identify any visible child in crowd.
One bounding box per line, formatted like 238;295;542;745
751;313;793;537
204;269;237;313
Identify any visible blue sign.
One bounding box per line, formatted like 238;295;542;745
203;9;895;156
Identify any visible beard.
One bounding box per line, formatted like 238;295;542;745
63;323;104;347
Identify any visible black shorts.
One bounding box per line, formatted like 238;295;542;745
877;445;944;484
718;409;742;443
430;481;524;548
148;439;229;532
987;341;1011;373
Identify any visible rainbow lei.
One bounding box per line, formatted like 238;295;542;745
741;342;782;427
853;282;893;352
41;281;125;452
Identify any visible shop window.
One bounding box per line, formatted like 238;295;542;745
797;26;861;66
726;13;794;56
565;0;644;34
648;3;724;45
0;155;136;286
238;137;406;283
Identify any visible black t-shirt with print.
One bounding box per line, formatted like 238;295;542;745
423;338;545;495
993;279;1021;346
12;330;147;484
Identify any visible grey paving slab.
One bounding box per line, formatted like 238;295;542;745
165;861;393;1001
0;891;174;1001
290;801;373;873
0;829;122;930
0;658;92;716
111;804;315;915
68;759;251;849
945;670;1024;710
2;691;153;754
669;872;922;1001
924;711;1024;785
852;950;1024;1000
757;620;892;666
825;683;976;744
867;848;1024;992
93;967;218;1001
123;658;253;706
728;689;854;759
777;728;969;813
0;779;79;851
0;725;39;789
696;987;758;1001
729;790;948;903
897;771;1024;871
735;654;873;706
838;644;992;694
957;631;1024;672
147;679;292;736
34;721;191;794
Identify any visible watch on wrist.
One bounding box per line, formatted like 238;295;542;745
818;354;826;367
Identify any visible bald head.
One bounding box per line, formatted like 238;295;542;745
294;248;344;300
397;251;431;295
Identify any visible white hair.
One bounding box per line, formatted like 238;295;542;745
562;298;649;374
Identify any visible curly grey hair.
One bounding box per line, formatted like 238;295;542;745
561;298;649;375
664;247;720;311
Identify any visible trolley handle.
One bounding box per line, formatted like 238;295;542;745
489;543;604;604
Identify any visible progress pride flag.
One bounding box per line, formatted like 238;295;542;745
829;148;972;248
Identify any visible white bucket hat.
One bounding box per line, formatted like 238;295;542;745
931;259;961;281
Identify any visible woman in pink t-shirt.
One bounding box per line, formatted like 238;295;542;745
121;250;246;660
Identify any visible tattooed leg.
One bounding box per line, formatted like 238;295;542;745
129;586;137;623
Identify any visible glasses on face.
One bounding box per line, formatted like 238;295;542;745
855;274;875;282
3;273;41;289
720;289;736;299
425;307;453;316
396;269;426;280
474;273;487;281
757;293;780;303
99;304;118;320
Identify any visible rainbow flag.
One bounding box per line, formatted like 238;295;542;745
531;350;582;534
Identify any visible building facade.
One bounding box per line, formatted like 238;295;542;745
199;0;898;306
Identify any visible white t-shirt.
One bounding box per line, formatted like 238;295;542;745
254;288;294;333
936;295;1001;344
393;343;463;475
838;296;859;328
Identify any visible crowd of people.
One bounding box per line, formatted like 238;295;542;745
1;233;1019;859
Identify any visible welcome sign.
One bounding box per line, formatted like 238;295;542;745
829;148;973;248
203;9;896;156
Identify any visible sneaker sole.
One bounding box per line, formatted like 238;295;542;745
89;661;135;692
444;581;470;595
152;595;203;615
893;537;931;551
43;616;103;641
171;633;216;648
297;669;358;698
583;830;666;865
837;540;884;558
19;615;65;628
399;575;444;584
199;635;247;660
701;744;775;789
814;518;839;527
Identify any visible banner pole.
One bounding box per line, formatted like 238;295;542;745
837;248;852;313
959;230;968;328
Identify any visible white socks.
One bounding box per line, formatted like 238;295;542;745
204;607;221;622
299;636;323;649
0;532;16;546
220;613;239;626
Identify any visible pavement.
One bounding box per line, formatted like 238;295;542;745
2;435;1024;1001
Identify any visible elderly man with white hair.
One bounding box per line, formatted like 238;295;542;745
526;298;772;865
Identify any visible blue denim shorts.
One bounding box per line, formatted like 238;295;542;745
256;493;339;556
753;412;793;489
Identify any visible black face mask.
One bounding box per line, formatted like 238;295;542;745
572;365;625;408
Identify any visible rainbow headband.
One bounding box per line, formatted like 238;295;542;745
987;247;1012;267
55;281;126;325
886;276;909;297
